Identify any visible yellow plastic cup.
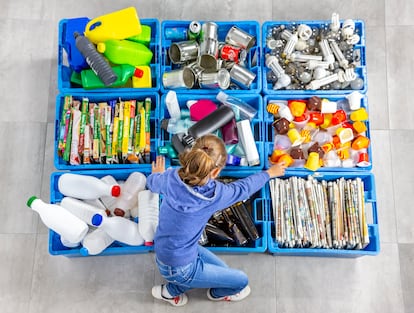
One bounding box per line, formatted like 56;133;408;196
287;128;304;146
304;152;320;171
350;107;368;121
85;7;142;44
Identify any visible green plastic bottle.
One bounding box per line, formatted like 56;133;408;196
97;39;153;66
80;64;143;89
127;25;152;46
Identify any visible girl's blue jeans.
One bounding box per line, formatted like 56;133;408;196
155;245;248;298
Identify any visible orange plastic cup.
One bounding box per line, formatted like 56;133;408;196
352;135;370;150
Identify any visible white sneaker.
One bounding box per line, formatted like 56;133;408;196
207;285;251;302
152;285;188;306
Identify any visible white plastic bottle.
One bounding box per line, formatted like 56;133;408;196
98;175;120;212
113;172;147;217
236;120;260;166
80;228;114;256
216;91;257;121
58;173;121;200
27;196;89;244
91;213;144;246
60;197;107;225
137;190;159;246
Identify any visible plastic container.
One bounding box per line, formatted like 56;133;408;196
60;196;107;225
266;171;379;257
54;92;159;170
161;20;261;94
97;40;153;66
264;94;372;172
27;196;89;245
80;228;115;256
49;169;153;257
58;173;121;199
159;93;264;170
58;18;160;93
262;19;367;95
137;190;159;246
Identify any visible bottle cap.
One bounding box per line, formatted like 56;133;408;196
91;214;103;226
26;196;38;207
113;208;125;217
79;247;89;256
134;68;144;78
144;241;154;246
216;91;228;104
111;185;121;197
96;42;106;53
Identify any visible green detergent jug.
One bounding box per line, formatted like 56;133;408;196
127;25;152;46
80;64;143;89
97;39;153;66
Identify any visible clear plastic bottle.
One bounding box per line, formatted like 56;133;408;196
58;173;121;200
27;196;89;244
160;118;195;134
80;228;114;256
137;190;159;246
112;172;147;217
91;213;144;246
60;197;107;225
236;120;260;166
74;31;117;86
216;91;257;121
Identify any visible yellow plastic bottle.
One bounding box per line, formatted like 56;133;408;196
84;7;142;44
132;66;152;88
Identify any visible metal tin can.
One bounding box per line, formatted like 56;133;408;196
199;68;230;89
162;68;195;89
165;27;188;41
188;21;201;40
220;44;242;63
225;26;256;51
199;38;219;70
168;40;200;64
229;64;256;89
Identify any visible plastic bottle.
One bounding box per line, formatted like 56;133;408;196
27;196;88;244
112;172;147;217
74;31;117;86
84;7;142;44
80;64;143;90
127;24;152;46
188;99;218;121
236;120;260;166
216;91;257;121
160;118;195;134
97;39;153;66
60;197;107;225
58;173;121;200
99;175;119;212
91;213;144;246
137;190;159;246
80;228;114;256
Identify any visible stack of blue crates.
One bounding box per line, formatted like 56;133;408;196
51;15;379;258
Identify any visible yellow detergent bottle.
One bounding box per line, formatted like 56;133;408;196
84;7;142;44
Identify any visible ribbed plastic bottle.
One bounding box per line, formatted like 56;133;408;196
60;197;107;225
80;64;143;90
27;196;89;244
137;190;159;246
216;91;257;121
112;172;147;217
74;31;118;86
97;39;153;66
80;228;114;256
91;213;144;246
236;120;260;166
58;173;121;200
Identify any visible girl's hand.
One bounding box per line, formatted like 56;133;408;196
266;162;286;178
152;156;165;174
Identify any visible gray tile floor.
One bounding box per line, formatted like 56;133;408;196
1;1;413;312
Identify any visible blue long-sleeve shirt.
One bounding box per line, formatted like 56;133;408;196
146;168;270;266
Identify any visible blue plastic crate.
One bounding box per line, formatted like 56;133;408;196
49;169;153;257
266;171;379;257
54;92;160;170
161;20;261;94
262;20;367;95
158;92;265;170
263;94;372;173
57;18;161;93
49;168;268;256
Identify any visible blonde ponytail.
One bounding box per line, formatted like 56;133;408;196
178;134;227;186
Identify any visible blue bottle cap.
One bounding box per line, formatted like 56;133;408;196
91;214;103;226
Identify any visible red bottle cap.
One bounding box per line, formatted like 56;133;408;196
111;185;121;197
134;68;144;78
144;241;154;246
